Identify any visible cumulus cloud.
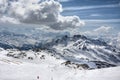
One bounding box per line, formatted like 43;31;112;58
0;0;84;30
84;26;112;36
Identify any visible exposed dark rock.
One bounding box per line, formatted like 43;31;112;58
62;61;90;70
92;61;116;69
28;57;33;60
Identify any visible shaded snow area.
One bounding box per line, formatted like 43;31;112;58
0;48;120;80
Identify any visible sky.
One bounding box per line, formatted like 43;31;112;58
60;0;120;35
61;0;120;19
0;0;120;37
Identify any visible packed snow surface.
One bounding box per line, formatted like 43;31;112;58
0;49;120;80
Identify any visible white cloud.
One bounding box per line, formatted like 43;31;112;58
90;14;101;17
110;32;120;48
116;32;120;47
84;26;112;36
94;26;111;33
84;19;120;23
57;0;71;2
117;32;120;38
0;16;20;24
0;0;84;30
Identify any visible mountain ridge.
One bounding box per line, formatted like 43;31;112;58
0;31;120;67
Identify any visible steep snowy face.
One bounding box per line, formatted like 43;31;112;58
46;35;120;65
43;35;87;49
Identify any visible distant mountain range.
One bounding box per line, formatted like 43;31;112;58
0;30;120;69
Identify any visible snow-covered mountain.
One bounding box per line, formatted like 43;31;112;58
56;35;120;64
0;31;120;69
0;31;120;80
0;30;37;48
30;34;120;65
0;48;120;80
